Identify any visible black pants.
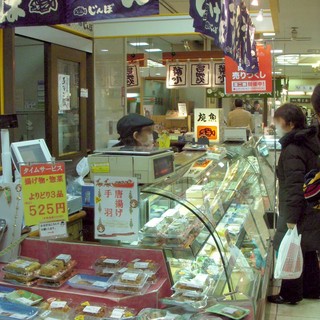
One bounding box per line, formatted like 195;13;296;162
279;251;320;302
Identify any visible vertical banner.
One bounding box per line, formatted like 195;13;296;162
166;63;188;89
127;63;140;88
21;163;68;226
225;45;272;94
58;74;71;111
213;61;225;87
94;176;139;242
194;108;223;143
190;62;212;87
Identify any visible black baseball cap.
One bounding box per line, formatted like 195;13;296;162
117;113;154;139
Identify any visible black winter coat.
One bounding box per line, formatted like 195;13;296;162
273;126;320;251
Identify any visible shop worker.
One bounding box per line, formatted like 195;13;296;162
252;100;263;114
227;99;253;130
114;113;155;147
268;103;320;305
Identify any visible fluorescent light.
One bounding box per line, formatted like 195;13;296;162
272;71;282;75
251;0;259;5
263;33;276;37
289;91;305;95
130;42;149;46
256;9;264;22
101;49;109;52
271;49;283;54
147;59;164;67
127;93;139;98
145;48;162;52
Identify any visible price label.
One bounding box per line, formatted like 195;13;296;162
121;272;139;282
16;297;33;306
118;267;128;273
103;259;119;264
134;262;149;269
222;307;239;315
56;254;71;263
93;281;107;288
111;309;124;319
50;301;67;309
18;261;33;268
83;306;101;314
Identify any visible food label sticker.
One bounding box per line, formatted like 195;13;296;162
131;258;140;263
50;301;67;309
93;281;107;287
18;261;33;268
118;267;128;273
121;272;139;281
110;308;124;319
16;297;33;305
102;267;115;274
83;306;101;314
40;311;51;318
103;258;119;264
222;307;240;314
9;314;27;319
55;254;71;263
133;262;149;269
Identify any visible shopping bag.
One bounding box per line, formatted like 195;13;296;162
274;226;303;279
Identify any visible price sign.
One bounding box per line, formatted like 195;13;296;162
21;163;68;226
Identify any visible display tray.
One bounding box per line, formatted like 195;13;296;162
67;274;111;292
6;290;43;306
137;308;183;320
206;304;250;320
0;298;39;320
0;286;14;299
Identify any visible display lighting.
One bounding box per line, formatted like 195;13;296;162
101;49;109;52
271;49;283;54
251;0;259;6
145;48;162;52
256;9;264;21
130;42;149;46
263;33;276;37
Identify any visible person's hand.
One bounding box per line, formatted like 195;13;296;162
287;223;296;230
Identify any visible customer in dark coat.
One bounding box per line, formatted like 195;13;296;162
268;103;320;305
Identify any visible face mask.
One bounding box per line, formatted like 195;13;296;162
276;124;286;138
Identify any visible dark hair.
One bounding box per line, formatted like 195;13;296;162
311;83;320;115
254;100;260;106
274;103;306;129
119;128;142;146
235;99;243;108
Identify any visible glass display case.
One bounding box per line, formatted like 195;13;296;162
136;145;272;317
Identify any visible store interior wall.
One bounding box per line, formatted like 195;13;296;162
94;38;126;149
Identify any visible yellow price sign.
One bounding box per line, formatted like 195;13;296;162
20;163;68;226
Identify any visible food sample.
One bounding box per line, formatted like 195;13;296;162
4;258;41;275
105;306;136;319
3;272;37;286
108;271;149;294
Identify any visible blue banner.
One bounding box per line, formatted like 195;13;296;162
0;0;159;28
189;0;259;74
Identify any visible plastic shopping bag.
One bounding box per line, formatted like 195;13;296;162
274;226;303;279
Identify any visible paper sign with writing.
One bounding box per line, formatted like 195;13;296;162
21;163;68;226
166;63;188;88
94;176;139;242
127;64;140;88
213;61;225;87
39;221;68;239
58;74;71;111
190;62;212;87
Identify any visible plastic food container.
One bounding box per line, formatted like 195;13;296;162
206;304;250;320
6;290;43;306
94;257;124;269
161;292;208;310
94;265;123;277
0;299;39;319
74;302;107;318
37;268;74;288
137;308;183;320
67;274;111;292
3;271;38;286
3;258;41;276
37;259;76;281
104;306;137;319
173;274;210;294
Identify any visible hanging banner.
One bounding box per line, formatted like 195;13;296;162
0;0;159;28
58;74;71;111
213;61;225;87
225;45;272;94
127;64;140;88
21;163;68;226
189;0;259;74
166;63;188;89
194;108;223;143
190;62;212;88
94;176;139;242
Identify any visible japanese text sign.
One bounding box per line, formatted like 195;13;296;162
21;163;68;226
194;108;223;143
0;0;159;27
94;176;139;242
166;63;188;88
127;64;140;88
225;45;272;94
58;74;71;111
213;61;225;87
190;62;212;87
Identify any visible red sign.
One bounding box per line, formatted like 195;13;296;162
197;126;218;141
225;45;272;94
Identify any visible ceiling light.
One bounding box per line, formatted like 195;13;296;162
251;0;259;6
263;33;276;37
256;9;264;22
272;71;282;75
145;48;162;52
271;49;283;54
147;59;164;67
101;49;109;52
130;42;149;46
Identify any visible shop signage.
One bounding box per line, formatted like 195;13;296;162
194;108;223;143
39;221;68;239
225;45;272;94
190;0;258;74
127;63;140;89
290;98;311;104
190;62;212;88
166;63;188;88
94;176;139;242
20;163;68;226
295;85;315;92
213;61;225;87
0;0;159;28
58;74;71;111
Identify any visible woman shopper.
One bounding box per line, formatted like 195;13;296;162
268;103;320;305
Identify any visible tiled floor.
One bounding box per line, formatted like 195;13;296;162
265;281;320;320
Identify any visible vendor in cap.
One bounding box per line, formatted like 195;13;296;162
114;113;155;147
